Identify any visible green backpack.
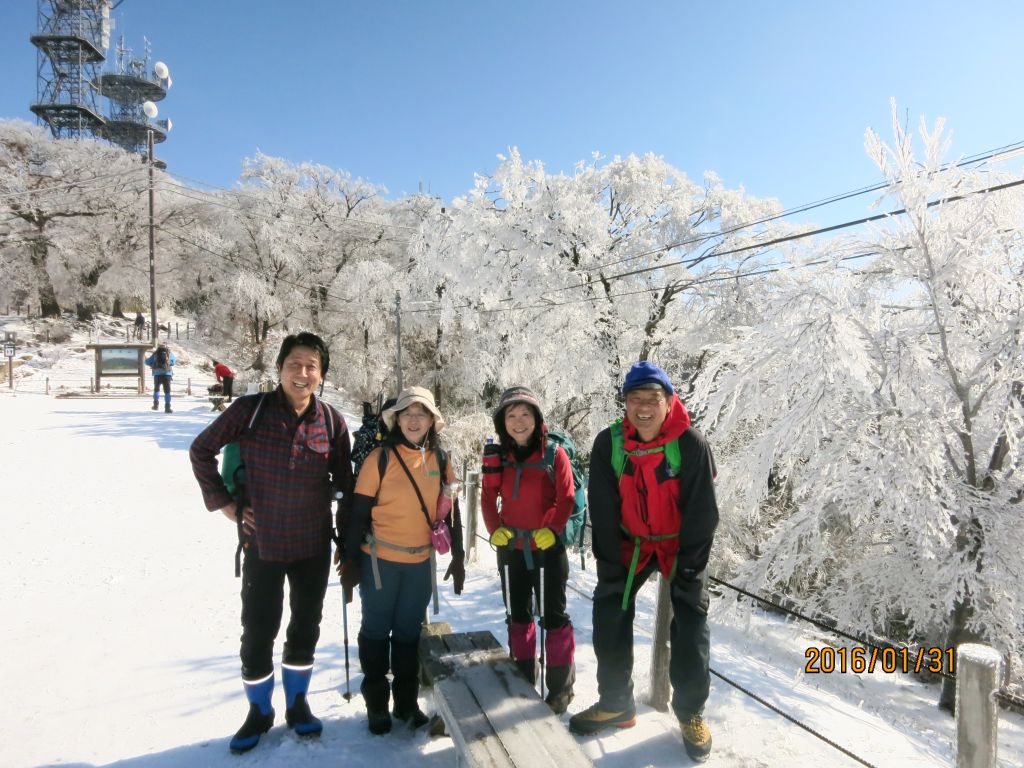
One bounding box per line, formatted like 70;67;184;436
501;427;588;565
219;394;269;497
609;418;684;608
609;418;682;478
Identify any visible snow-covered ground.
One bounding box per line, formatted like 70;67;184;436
1;315;1022;767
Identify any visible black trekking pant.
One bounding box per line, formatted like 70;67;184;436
239;544;331;680
497;544;570;629
591;559;710;717
152;375;171;404
222;376;234;400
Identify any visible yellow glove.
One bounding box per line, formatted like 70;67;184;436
489;526;514;547
533;527;556;551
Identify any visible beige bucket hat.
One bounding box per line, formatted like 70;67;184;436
382;386;446;432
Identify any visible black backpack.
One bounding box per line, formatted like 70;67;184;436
351;397;396;480
155;347;170;368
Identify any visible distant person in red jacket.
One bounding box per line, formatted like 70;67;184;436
213;360;235;401
481;386;576;714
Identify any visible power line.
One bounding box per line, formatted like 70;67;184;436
0;166;149;203
534;175;1024;298
501;139;1024;280
156;181;414;247
160;170;422;232
400;250;880;317
155;222;377;317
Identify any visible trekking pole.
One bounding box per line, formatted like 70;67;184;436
502;560;512;626
538;551;546;700
341;585;352;701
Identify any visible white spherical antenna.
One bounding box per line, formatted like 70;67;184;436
153;61;169;79
143;101;158;119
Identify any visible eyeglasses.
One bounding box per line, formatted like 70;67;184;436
399;410;432;421
625;394;666;408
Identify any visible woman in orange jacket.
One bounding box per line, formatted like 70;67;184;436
341;386;464;735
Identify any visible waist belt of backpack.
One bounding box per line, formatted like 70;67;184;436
620;524;679;610
509;527;541;571
363;532;439;615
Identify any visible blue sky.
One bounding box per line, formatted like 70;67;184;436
3;1;1023;226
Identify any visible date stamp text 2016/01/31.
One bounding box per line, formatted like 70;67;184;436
804;646;955;675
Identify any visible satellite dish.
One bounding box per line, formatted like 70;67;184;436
165;75;173;90
158;118;173;132
143;101;158;119
153;61;169;79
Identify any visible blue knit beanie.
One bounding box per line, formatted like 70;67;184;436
622;361;674;396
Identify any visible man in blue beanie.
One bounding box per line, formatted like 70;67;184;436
569;361;719;763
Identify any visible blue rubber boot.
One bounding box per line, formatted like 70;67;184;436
229;673;275;753
283;663;322;737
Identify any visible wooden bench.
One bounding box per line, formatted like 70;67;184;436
419;628;594;768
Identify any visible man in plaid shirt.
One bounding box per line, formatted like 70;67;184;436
190;332;352;753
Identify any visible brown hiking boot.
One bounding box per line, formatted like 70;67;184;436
680;714;712;762
568;702;636;735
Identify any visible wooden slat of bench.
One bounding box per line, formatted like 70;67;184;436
435;675;517;768
433;652;593;768
443;632;480;653
421;629;506;684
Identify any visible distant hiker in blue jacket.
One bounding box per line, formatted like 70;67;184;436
144;343;176;413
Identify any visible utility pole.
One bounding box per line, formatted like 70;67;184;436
648;575;672;711
147;129;157;346
394;291;403;392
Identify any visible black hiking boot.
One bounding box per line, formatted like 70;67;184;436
229;702;275;753
164;404;172;413
359;634;392;735
391;637;428;730
285;693;322;737
568;702;637;735
367;708;392;735
392;706;429;729
151;402;158;410
544;664;575;715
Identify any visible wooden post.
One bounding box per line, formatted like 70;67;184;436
175;322;179;340
90;377;95;393
46;377;50;395
465;470;480;563
186;377;192;396
648;575;672;711
956;643;1003;767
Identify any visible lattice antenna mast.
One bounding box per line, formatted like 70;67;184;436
30;0;112;138
94;34;172;158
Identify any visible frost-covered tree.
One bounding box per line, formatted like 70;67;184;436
168;152;414;382
406;149;783;442
0;119;146;318
692;106;1024;697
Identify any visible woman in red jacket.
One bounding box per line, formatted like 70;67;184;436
481;386;576;713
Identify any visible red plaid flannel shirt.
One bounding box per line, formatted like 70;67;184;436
190;387;353;562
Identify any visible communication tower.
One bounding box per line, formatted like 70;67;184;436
94;36;172;159
30;0;112;138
